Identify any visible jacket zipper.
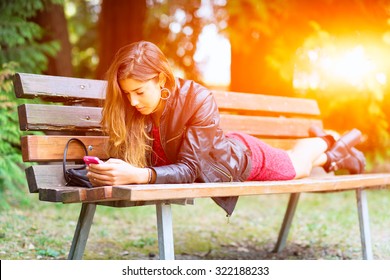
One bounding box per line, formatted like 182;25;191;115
166;126;186;144
209;161;233;182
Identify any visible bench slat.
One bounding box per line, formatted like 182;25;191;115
18;104;102;132
14;73;106;101
213;91;320;116
18;104;322;138
25;164;193;205
60;173;390;203
220;115;322;137
14;73;320;116
25;165;390;203
25;164;82;193
21;135;109;162
21;135;305;162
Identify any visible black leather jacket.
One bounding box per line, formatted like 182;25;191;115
150;78;252;215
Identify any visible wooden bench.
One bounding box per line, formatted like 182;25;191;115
13;72;390;260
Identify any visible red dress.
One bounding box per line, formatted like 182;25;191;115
226;132;296;181
151;126;171;166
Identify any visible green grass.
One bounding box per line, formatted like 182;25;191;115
1;188;389;260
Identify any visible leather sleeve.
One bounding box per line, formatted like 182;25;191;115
152;90;219;184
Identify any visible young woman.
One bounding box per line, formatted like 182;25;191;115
86;41;365;215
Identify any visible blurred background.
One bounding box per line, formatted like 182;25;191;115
1;0;390;209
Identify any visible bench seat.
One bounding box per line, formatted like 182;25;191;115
26;164;390;203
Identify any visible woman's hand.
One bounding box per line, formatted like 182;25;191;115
86;158;149;186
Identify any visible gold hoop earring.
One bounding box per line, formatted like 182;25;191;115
160;88;171;100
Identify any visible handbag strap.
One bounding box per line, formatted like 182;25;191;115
63;138;89;181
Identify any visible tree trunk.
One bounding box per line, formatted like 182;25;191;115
96;0;147;79
33;2;73;77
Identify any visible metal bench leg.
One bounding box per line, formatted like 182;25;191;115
273;193;300;253
156;203;175;260
68;203;97;260
356;189;373;260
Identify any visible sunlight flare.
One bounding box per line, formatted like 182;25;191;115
294;44;387;92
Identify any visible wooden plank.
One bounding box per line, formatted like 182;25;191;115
18;104;103;132
221;115;323;137
21;135;109;162
18;103;321;137
25;164;88;192
21;135;305;163
25;165;88;202
60;173;390;203
123;174;390;202
26;165;193;205
14;73;321;116
26;165;64;193
213;90;321;116
21;136;307;164
261;138;301;150
13;73;106;101
40;188;86;202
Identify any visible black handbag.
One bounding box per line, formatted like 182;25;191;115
63;138;93;188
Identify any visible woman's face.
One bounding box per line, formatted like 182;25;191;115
119;77;162;115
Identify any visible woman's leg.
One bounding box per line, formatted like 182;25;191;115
288;128;366;178
287;138;328;179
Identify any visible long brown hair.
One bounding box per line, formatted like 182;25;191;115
101;41;176;167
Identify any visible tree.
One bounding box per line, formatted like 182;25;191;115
95;0;146;79
32;0;73;76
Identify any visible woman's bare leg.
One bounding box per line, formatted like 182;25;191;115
312;153;328;167
287;138;328;179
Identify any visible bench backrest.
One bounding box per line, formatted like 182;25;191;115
14;72;323;164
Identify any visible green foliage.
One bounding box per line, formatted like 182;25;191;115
0;0;60;73
0;64;30;209
0;0;61;210
37;248;61;258
64;0;99;78
130;237;156;249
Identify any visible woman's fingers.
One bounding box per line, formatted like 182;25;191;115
86;159;138;185
105;158;125;164
87;163;113;173
88;173;114;186
87;168;125;186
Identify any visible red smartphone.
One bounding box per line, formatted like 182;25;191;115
83;156;103;165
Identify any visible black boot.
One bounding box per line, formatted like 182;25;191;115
309;126;366;174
